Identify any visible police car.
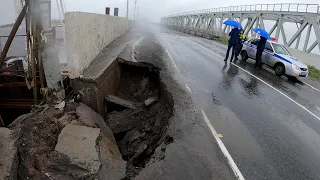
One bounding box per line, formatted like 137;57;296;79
240;38;308;78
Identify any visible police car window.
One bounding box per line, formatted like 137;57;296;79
272;43;289;55
265;42;273;52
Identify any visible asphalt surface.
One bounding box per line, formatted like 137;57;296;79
129;28;236;180
148;26;320;180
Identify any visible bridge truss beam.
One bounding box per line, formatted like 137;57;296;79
161;4;320;53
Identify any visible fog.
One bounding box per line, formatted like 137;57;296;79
1;0;320;24
1;0;319;53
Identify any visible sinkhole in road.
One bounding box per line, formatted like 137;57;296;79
105;61;174;179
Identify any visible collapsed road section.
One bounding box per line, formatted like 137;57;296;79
0;37;174;180
1;7;175;179
105;60;174;178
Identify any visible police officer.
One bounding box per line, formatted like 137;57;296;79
224;27;240;62
234;29;247;61
256;36;267;70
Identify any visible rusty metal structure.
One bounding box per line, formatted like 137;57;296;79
0;0;69;126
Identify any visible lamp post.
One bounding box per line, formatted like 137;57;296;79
127;0;129;19
134;0;138;20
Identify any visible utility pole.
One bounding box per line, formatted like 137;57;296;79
134;0;137;20
137;4;139;20
126;0;129;19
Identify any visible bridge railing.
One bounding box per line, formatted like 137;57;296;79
166;3;320;18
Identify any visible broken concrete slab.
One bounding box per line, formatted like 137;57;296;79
76;103;117;143
98;161;127;180
144;97;158;107
98;135;127;180
0;128;18;180
51;123;126;179
105;95;137;110
71;41;128;116
54;124;101;178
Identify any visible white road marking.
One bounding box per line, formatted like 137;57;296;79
189;40;224;62
202;110;245;180
218;134;224;138
153;34;179;71
190;40;320;121
165;48;179;70
232;63;320;121
188;38;320;94
185;84;192;93
301;81;320;93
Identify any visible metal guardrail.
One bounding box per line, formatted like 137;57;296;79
165;3;320;18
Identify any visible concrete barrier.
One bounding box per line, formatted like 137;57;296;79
65;12;128;79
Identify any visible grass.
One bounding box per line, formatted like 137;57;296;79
308;65;320;80
217;37;229;45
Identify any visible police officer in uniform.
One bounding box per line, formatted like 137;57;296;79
234;29;247;61
256;36;267;70
224;27;240;62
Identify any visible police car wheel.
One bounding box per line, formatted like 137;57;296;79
241;51;248;61
274;63;285;76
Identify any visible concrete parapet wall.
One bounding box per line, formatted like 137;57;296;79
65;12;128;79
71;59;121;116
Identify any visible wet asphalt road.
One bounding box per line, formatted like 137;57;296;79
153;27;320;180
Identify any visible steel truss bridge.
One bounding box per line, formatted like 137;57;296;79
161;4;320;53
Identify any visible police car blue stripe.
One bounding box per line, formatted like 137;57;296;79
244;43;292;64
273;54;292;64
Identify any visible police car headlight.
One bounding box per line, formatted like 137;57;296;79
292;64;299;70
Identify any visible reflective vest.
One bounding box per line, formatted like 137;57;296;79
240;34;247;40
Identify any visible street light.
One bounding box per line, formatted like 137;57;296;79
134;0;138;20
127;0;129;18
127;0;139;20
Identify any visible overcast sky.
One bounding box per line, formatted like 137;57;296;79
1;0;319;53
1;0;320;24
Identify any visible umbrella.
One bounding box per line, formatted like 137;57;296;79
253;28;271;40
223;20;242;29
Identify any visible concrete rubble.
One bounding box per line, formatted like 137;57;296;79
105;95;137;110
0;27;176;180
48;124;126;179
76;103;119;144
0;128;18;180
0;103;126;180
46;104;127;180
52;124;102;178
144;97;158;107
